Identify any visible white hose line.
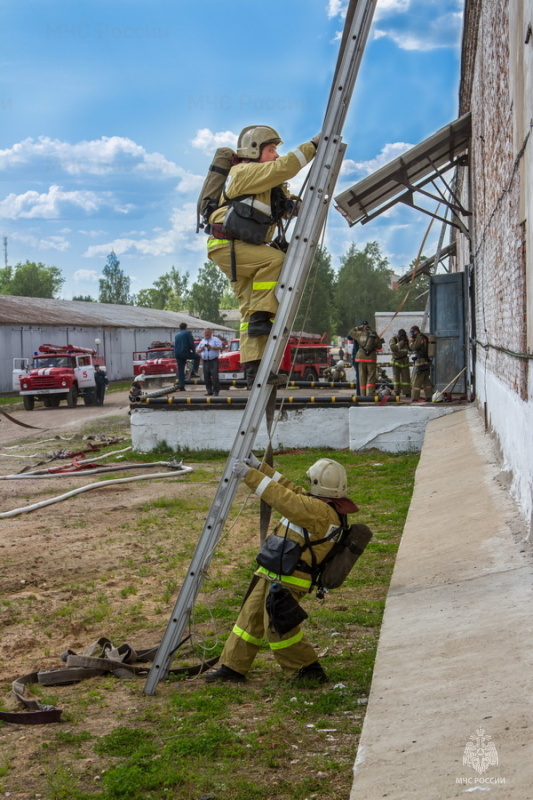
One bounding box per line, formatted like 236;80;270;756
75;446;132;464
0;468;193;519
1;460;173;480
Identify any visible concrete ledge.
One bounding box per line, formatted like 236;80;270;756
130;404;457;453
350;407;532;799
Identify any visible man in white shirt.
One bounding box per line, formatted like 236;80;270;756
196;328;223;396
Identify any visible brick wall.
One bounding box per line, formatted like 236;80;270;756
458;0;529;399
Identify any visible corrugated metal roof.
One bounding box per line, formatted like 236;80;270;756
335;113;471;227
0;295;235;331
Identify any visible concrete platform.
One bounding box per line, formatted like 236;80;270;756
130;402;458;453
350;407;533;799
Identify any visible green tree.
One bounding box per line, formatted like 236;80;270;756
136;267;190;311
0;261;64;298
389;260;430;312
98;251;133;305
72;294;96;302
219;283;239;310
188;261;227;323
335;242;393;335
293;245;337;337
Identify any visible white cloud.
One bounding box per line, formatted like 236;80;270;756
10;230;71;252
0;185;132;219
327;0;346;19
0;136;202;191
374;0;411;21
73;269;99;282
341;141;413;178
83;202;199;259
191;128;238;154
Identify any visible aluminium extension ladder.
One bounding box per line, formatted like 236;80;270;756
143;0;379;695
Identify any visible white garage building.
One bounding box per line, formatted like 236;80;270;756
0;295;234;393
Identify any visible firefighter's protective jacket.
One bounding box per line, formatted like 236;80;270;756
409;332;430;365
242;462;342;591
207;141;317;249
389;335;410;367
349;327;384;363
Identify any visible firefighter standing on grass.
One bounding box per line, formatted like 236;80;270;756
206;125;319;389
205;456;358;685
409;325;434;402
389;328;411;398
348;321;384;396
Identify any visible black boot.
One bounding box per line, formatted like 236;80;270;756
204;664;246;683
245;361;287;390
248;311;274;338
292;661;328;685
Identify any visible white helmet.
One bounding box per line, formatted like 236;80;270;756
237;125;282;160
306;458;347;499
336;360;345;368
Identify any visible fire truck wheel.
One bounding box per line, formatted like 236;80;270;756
22;395;35;411
303;368;318;382
66;386;79;408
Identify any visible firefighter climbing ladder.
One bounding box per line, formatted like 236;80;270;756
143;0;378;695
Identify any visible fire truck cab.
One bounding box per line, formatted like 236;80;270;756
218;332;329;382
14;344;105;410
132;341;178;386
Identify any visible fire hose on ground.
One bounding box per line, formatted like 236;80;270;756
0;463;193;519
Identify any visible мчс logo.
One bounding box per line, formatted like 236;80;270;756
463;728;499;775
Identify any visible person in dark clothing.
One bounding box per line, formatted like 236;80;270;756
174;323;199;391
94;365;108;405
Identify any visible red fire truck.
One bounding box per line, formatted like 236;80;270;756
218;332;330;382
13;344;106;410
132;341;179;386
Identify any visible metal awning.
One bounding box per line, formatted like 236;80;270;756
397;242;457;285
335;112;471;235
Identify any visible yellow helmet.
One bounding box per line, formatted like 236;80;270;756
237;125;282;159
306;458;347;499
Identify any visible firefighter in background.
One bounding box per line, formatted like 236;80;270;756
323;359;347;383
205;456;358;685
207;125;319;389
389;328;411;398
409;325;434;401
348;321;384;396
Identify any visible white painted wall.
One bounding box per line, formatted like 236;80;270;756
131;405;458;455
349;406;456;452
476;361;533;526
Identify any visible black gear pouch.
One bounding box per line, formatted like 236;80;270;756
223;201;272;245
266;583;308;636
256;534;302;575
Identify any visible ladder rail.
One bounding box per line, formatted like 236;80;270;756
143;0;378;695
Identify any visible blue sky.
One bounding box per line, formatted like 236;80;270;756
0;0;463;300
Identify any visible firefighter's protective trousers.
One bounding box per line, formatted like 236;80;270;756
208;239;284;364
218;576;318;676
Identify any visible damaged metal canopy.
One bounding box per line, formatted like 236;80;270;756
334;113;471;233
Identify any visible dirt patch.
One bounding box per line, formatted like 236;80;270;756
0;400;408;799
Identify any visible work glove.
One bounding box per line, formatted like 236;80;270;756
244;452;261;469
311;133;321;149
232;460;251;479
